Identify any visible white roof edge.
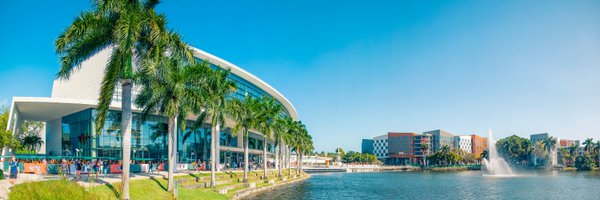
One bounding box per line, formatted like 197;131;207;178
189;47;299;120
9;96;141;112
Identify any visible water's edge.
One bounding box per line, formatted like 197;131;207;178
233;174;310;200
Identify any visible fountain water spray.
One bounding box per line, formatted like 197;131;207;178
482;129;514;176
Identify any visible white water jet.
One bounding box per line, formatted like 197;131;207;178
482;129;515;176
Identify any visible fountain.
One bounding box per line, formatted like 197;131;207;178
482;129;515;176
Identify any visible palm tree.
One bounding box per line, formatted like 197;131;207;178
254;97;284;179
532;141;548;166
440;145;451;166
273;115;294;177
543;137;557;165
421;143;429;166
55;1;193;198
583;138;594;153
194;68;236;188
480;149;489;161
21;134;44;152
228;95;260;182
134;59;210;193
557;148;570;166
289;121;312;174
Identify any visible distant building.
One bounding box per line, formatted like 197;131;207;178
387;132;417;165
530;133;558;166
559;139;579;148
454;135;472;153
424;129;455;152
471;134;488;159
414;134;432;165
361;139;374;154
373;134;388;160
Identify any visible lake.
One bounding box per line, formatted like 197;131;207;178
248;171;600;200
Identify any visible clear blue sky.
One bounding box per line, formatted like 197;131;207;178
1;1;599;152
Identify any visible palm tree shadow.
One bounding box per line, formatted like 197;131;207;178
150;177;168;191
103;183;121;199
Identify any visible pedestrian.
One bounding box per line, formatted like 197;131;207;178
103;160;110;177
61;159;68;179
94;159;100;179
75;159;82;181
148;161;154;174
9;156;19;185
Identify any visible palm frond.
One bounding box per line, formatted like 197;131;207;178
94;47;123;135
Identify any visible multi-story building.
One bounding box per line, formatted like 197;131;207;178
471;134;488;159
414;134;432;165
424;129;455;152
361;139;374;154
387;132;416;165
559;139;579;148
5;47;297;167
454;135;472;153
530;133;558;166
373;134;388;160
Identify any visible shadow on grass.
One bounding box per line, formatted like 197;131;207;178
150;177;168;191
104;183;121;199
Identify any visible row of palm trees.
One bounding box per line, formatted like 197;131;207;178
55;1;313;199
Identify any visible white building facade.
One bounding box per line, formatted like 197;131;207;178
373;134;388;160
454;135;472;153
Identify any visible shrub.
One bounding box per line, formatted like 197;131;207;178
575;155;595;171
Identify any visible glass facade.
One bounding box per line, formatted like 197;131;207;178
61;108;249;163
86;56;289;166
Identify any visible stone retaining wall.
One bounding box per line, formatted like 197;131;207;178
232;174;310;200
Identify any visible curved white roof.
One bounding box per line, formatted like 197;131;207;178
50;47;298;120
191;47;298;120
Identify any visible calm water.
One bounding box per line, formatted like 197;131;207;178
249;171;600;200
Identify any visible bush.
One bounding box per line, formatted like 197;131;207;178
575;155;595;171
9;179;104;200
0;169;4;179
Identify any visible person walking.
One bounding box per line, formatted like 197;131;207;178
148;161;154;174
94;159;100;179
103;160;110;177
61;159;68;179
75;159;82;181
9;156;19;185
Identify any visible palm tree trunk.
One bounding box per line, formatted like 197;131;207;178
296;148;301;174
278;140;283;177
275;141;279;176
242;130;249;182
287;146;291;175
298;150;303;174
121;79;133;200
210;122;220;188
263;137;268;179
167;116;176;192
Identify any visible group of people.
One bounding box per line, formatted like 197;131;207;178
4;156;276;185
60;158;113;181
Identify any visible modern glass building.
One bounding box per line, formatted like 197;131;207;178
361;139;374;154
5;47;298;167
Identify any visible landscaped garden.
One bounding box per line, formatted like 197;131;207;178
10;170;306;200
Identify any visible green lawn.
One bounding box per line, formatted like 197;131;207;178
11;170;303;200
